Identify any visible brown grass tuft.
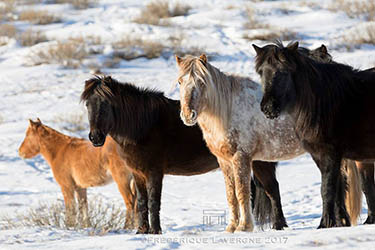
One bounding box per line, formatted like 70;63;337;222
112;37;165;60
0;197;126;235
243;6;270;29
18;29;48;46
0;0;16;21
19;10;61;25
55;0;98;9
134;0;190;26
243;28;298;41
341;23;375;47
28;39;88;68
0;23;17;38
52;111;87;132
329;0;375;21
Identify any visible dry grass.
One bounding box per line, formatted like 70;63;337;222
243;28;298;41
55;0;98;9
0;23;17;38
0;0;16;21
19;10;61;25
329;0;375;21
53;111;87;132
134;0;190;26
28;39;88;68
18;29;48;46
243;6;270;29
112;37;165;60
0;197;126;235
341;23;375;48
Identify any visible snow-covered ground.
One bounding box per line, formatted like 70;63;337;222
1;0;375;249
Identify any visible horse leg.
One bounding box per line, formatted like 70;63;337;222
219;159;239;233
252;161;287;230
309;149;349;228
112;170;137;230
61;186;77;227
357;161;375;224
232;152;254;232
146;172;163;234
133;174;149;234
75;187;90;228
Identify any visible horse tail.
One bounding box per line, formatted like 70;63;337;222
251;175;272;228
251;161;279;229
343;159;362;225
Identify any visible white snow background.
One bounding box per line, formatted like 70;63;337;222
1;0;375;249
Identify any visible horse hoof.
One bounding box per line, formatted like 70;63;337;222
318;216;336;229
225;223;237;233
149;228;162;234
272;222;288;230
364;216;375;224
136;225;149;234
235;224;254;232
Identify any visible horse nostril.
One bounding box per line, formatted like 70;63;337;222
89;132;94;142
190;110;197;120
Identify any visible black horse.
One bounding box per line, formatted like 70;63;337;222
253;41;374;228
81;76;284;233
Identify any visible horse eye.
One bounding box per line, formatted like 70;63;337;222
258;70;263;75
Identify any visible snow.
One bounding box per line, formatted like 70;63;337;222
1;0;375;249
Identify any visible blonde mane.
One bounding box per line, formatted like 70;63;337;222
178;55;240;132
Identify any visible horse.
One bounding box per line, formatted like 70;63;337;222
253;41;375;228
18;118;137;229
80;76;283;234
301;44;374;224
175;53;361;231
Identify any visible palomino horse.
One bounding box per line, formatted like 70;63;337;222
18;118;136;228
176;54;361;232
80;76;281;234
253;41;375;228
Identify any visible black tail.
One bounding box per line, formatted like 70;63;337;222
251;161;284;229
251;174;272;227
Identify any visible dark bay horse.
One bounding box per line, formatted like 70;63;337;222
19;119;137;228
253;41;375;228
80;76;281;234
302;45;375;224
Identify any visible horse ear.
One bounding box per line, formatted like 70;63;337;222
36;118;42;124
199;54;207;63
319;44;328;54
175;55;182;65
252;44;264;56
287;41;299;51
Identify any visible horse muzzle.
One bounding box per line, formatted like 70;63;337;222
180;110;198;126
260;97;281;120
89;131;106;147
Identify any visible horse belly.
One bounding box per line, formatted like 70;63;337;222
73;168;113;188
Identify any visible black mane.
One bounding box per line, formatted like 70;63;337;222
81;76;177;142
257;42;374;140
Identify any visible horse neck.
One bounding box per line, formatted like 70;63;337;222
108;89;169;142
38;126;69;165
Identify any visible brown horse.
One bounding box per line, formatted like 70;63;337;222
80;76;282;234
18;118;137;229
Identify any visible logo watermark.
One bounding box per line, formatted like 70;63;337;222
141;236;288;245
202;209;226;231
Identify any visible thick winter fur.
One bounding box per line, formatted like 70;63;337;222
18;119;137;229
81;76;284;233
176;55;305;232
254;41;375;228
